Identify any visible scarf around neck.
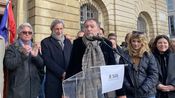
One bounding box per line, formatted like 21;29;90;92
82;36;106;70
19;39;32;47
79;36;106;98
130;49;142;71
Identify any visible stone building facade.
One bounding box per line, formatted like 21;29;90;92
167;0;175;37
0;0;6;23
0;0;169;43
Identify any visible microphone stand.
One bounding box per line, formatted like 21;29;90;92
100;38;139;98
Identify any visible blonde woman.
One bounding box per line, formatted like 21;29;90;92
119;31;158;98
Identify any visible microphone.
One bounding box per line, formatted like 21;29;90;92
92;36;104;41
85;34;104;41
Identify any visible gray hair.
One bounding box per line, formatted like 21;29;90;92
50;19;64;31
17;23;33;34
84;18;100;28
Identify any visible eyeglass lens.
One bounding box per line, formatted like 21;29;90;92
22;31;32;35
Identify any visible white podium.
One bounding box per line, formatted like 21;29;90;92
63;65;125;98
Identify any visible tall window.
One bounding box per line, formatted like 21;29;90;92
167;0;174;10
80;4;98;29
137;16;147;33
168;16;175;36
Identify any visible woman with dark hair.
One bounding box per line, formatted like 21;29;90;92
152;35;175;98
120;31;158;98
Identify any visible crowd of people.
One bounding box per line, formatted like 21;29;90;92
2;18;175;98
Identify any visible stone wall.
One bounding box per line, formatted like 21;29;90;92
11;0;168;43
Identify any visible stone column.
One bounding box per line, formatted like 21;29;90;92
16;0;28;27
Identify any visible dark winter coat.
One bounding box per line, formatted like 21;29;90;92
65;37;128;96
65;37;116;78
153;51;175;98
4;40;44;98
120;51;158;97
41;36;72;98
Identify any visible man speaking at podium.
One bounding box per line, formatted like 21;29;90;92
66;18;126;98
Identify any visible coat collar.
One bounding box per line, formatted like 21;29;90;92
14;39;32;49
50;36;64;50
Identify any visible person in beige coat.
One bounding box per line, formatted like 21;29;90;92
0;37;5;98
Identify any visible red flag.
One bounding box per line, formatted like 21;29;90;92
8;0;16;44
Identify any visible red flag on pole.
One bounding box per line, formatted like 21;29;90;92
1;1;16;98
8;0;16;44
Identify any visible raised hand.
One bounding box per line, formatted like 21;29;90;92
157;84;175;92
21;44;32;56
31;43;40;57
36;42;42;54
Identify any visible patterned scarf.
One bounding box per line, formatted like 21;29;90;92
77;36;106;98
82;36;106;70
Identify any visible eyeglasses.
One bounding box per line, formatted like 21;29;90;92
132;31;144;35
22;31;33;35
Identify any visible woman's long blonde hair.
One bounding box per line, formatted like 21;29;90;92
128;31;150;57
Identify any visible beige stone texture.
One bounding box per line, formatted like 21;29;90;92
0;0;169;44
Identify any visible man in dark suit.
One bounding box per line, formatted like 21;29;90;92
41;19;72;98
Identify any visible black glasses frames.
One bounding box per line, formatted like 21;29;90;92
21;31;33;35
132;31;144;35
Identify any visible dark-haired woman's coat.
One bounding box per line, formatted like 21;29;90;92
153;52;175;98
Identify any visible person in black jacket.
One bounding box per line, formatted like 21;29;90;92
41;19;72;98
120;31;158;98
66;19;126;98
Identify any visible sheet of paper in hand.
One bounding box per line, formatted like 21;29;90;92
100;64;125;94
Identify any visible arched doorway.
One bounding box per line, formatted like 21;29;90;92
137;12;154;38
79;0;109;33
80;3;98;29
137;16;147;33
